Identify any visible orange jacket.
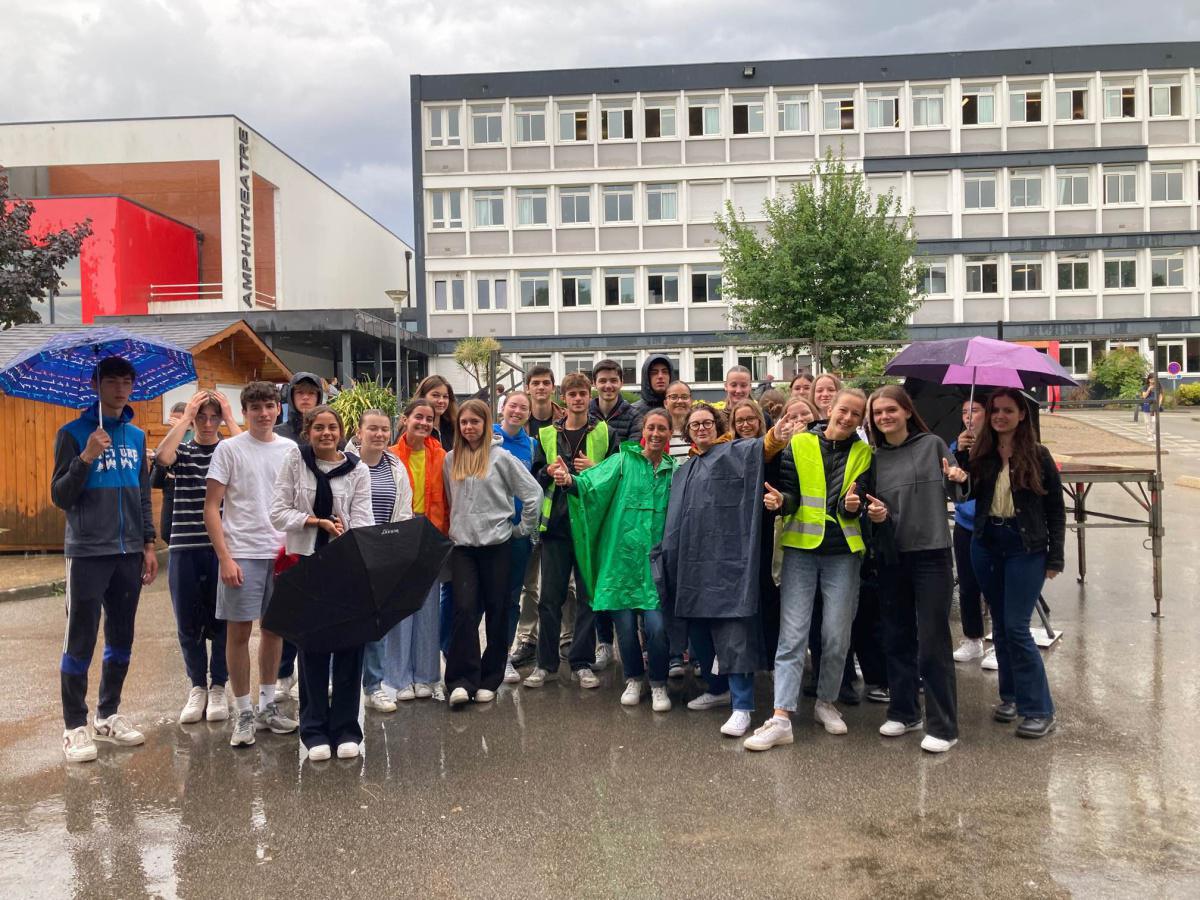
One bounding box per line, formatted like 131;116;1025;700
390;435;449;534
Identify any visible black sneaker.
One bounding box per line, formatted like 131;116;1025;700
509;641;536;667
865;686;890;704
1016;716;1057;739
992;701;1018;723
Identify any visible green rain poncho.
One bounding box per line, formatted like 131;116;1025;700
567;441;678;612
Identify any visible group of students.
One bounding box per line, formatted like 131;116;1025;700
50;352;1065;763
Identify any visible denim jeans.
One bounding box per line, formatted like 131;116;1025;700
774;549;860;711
687;620;754;711
439;582;454;655
612;608;669;683
595;611;615;646
168;548;227;688
972;523;1055;719
383;581;442;688
361;639;385;693
505;535;534;648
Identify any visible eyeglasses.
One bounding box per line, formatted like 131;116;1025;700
688;420;716;432
666;394;691;401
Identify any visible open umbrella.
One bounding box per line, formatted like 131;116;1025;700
0;325;196;408
262;517;453;654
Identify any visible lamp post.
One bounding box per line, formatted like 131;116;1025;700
385;288;409;401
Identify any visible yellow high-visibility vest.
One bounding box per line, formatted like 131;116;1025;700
779;432;872;553
538;421;609;533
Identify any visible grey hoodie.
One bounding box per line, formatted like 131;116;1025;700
443;435;542;547
865;431;963;553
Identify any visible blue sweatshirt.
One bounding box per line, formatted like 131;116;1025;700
494;422;535;523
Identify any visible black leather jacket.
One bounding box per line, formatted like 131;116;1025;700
963;444;1066;571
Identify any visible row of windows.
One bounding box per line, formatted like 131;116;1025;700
920;249;1196;296
431;182;693;229
426;77;1200;148
431;266;723;312
507;350;772;386
962;163;1192;210
1055;339;1200;377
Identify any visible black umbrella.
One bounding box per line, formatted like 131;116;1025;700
262;518;452;653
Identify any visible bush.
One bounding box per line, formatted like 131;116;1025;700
328;377;398;439
1176;383;1200;407
1089;349;1148;399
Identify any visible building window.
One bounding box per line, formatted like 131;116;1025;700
646;182;678;222
732;98;765;135
691;267;722;303
558;105;589;142
433;277;465;312
962;86;996;125
514;105;546;143
1009;171;1043;208
911;88;945;127
1150;166;1184;203
1156;342;1186;374
429;190;463;229
1010;258;1044;293
1057;255;1090;291
1150;84;1182;117
1056;168;1090;206
471;106;503;144
613;356;638;384
518;272;550;308
428;107;461;147
866;91;900;129
602;184;635;223
1009;86;1042;123
516;188;548;226
559;187;591;225
1059;343;1091;376
601;105;634;140
472;189;505;227
603;269;636;306
647;268;680;304
1104;166;1137;204
688;98;721;136
965;257;999;294
476;274;508;311
1151;251;1185;288
822;93;855;130
918;259;947;295
644;102;677;138
561;270;593;307
1103;85;1136;119
1055;86;1088;121
777;93;810;132
1103;254;1137;289
693;353;724;383
563;354;595;375
963;171;997;210
736;353;769;381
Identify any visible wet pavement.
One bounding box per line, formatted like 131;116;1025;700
2;437;1200;898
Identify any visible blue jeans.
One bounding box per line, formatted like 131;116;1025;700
361;639;385;693
612;608;668;683
439;582;454;655
595;611;614;646
775;549;860;710
972;523;1055;719
687;620;754;711
384;581;442;688
505;535;534;648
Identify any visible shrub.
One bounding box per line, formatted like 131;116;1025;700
1089;349;1148;399
328;377;398;439
1176;383;1200;407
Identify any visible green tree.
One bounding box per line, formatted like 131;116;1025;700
1089;348;1148;399
716;149;921;369
328;377;398;439
0;167;93;329
453;335;503;390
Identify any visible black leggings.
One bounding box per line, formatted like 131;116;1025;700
954;523;986;639
447;542;512;696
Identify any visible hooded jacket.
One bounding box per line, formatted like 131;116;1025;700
587;395;644;444
51;402;155;557
494;422;534;523
269;446;375;556
444;435;542;547
531;414;619;540
631;354;675;416
274;372;324;443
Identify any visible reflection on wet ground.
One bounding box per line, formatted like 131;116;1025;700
2;483;1199;897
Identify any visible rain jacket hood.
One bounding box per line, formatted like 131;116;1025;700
567;441;678;612
275;371;325;442
633;354;675;410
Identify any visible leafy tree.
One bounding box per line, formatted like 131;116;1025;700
328;377;398;439
0;168;92;329
453;336;503;390
716;149;921;369
1089;348;1148;399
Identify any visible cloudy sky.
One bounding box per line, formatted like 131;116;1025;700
5;1;1198;242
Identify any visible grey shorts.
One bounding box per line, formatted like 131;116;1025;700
216;558;275;623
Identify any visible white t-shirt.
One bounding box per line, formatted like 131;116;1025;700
207;431;296;559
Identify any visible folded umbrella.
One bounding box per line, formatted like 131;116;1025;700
263;518;453;654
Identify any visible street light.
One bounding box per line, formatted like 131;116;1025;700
385;288;408;400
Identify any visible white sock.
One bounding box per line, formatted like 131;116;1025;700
774;715;792;728
259;685;276;708
234;694;252;713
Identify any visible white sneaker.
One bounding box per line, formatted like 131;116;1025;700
475;689;496;703
180;686;207;724
620;678;644;706
879;719;923;738
449;687;470;706
414;682;434;699
575;668;600;689
523;667;557;688
814;700;848;735
953;638;985;662
592;642;614;671
687;691;731;711
308;743;331;761
503;661;521;684
63;726;97;763
93;714;144;746
651;686;672;712
275;673;299;700
336;741;360;759
364;688;397;713
921;734;958;753
230;709;256;747
743;716;794;751
720;710;752;737
206;686;228;722
396;684;417;701
981;648;999;671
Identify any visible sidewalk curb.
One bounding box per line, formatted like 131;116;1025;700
0;548;169;604
1177;476;1200;490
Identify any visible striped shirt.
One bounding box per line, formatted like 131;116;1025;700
168;440;219;550
368;456;397;525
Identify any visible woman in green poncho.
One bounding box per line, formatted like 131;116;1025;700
547;409;677;712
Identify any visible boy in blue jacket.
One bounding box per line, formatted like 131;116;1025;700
51;356;158;762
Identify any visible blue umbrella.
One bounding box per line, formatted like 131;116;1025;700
0;326;197;408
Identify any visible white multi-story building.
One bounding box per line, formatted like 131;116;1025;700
411;43;1200;390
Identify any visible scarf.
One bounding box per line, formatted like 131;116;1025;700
300;443;359;549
